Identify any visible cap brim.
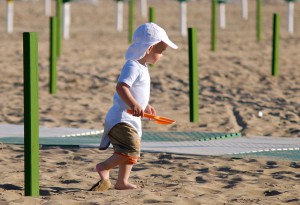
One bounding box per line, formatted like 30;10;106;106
162;37;178;49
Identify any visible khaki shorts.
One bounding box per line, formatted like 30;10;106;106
108;122;141;164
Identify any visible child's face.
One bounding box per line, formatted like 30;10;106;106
146;42;168;65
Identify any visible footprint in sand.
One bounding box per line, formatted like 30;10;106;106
198;168;209;174
150;174;172;179
195;176;207;184
285;198;299;203
149;160;172;165
264;190;282;196
290;162;300;168
158;153;173;160
271;171;294;180
223;177;242;189
61;179;81;184
265;161;278;169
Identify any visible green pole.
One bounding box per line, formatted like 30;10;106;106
56;0;62;57
272;13;280;76
188;28;199;122
128;0;134;43
148;6;155;67
211;0;217;51
50;17;57;94
149;7;155;23
256;0;262;42
23;32;40;197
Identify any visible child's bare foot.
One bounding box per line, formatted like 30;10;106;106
115;183;139;190
96;163;109;179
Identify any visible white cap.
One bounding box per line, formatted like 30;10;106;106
126;23;178;60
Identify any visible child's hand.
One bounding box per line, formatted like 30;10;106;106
145;104;156;116
130;104;144;117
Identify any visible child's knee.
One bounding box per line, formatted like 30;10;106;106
96;162;105;171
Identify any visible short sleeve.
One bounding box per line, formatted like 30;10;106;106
118;61;140;87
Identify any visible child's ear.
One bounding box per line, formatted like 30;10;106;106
146;46;154;54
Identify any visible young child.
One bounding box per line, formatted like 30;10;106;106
90;23;178;191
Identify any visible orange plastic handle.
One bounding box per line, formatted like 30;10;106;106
126;110;175;125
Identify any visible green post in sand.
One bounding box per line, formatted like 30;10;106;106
128;0;134;43
56;0;62;57
50;16;57;94
188;28;199;122
256;0;262;42
149;7;155;23
211;0;217;51
272;13;280;76
23;32;40;197
148;7;155;67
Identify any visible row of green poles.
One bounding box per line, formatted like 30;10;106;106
49;0;63;95
211;0;262;49
128;0;260;50
23;0;63;195
128;0;263;47
22;16;60;197
126;0;270;48
23;2;63;196
23;32;40;197
22;15;60;197
188;13;280;121
128;2;155;43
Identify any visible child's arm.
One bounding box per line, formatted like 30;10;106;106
116;82;144;117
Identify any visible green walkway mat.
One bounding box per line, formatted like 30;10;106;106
142;132;241;142
1;124;299;161
232;149;300;161
0;131;241;145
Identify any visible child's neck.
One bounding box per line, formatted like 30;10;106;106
137;58;147;66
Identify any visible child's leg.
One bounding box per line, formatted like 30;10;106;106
115;162;138;190
96;153;128;180
100;122;140;190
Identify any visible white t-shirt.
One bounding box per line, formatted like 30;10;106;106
100;60;150;149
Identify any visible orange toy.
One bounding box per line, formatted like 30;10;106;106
127;110;175;125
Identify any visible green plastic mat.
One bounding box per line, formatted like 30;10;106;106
0;135;100;146
232;149;300;161
142;132;241;142
1;130;300;161
0;132;241;145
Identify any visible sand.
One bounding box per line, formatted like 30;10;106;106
0;144;300;205
0;0;299;204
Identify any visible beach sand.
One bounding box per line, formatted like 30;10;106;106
1;144;300;205
0;0;299;204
